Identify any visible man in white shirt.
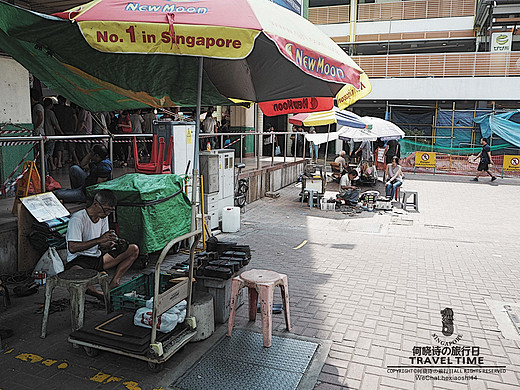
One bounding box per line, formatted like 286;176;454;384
334;150;348;173
65;189;139;297
338;169;360;205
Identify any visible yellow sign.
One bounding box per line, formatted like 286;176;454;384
336;73;372;109
186;128;192;144
503;155;520;171
415;152;436;168
79;21;259;58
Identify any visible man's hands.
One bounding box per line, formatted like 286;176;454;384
98;230;118;250
99;230;118;244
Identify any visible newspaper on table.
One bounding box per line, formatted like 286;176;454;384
20;192;69;222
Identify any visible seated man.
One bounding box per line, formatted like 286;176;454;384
338;169;360;206
65;189;139;297
334;150;348;173
54;144;112;203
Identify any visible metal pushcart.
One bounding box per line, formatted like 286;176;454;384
68;229;201;372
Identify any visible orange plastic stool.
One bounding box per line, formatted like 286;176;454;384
395;186;401;201
227;269;291;347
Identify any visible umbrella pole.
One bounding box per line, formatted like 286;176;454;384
324;124;331;168
192;57;204;232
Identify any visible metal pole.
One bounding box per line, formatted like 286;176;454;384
240;135;243;163
109;137;113;166
324;124;331;167
271;132;274;166
194;57;203;172
192;57;203;233
255;105;260;170
284;134;287;163
40;138;46;191
293;131;297;162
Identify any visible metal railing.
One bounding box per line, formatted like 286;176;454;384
352;52;520;78
308;0;476;25
199;131;310;170
0;133;153;192
0;131;314;192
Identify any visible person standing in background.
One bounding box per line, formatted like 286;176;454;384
143;108;157;134
202;107;217;149
30;88;44;136
43;97;63;171
385;138;400;165
54;96;79;165
309;128;319;163
76;106;93;161
116;111;132;166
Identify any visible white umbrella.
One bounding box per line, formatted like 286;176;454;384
339;117;404;142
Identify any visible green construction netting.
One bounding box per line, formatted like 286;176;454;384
86;173;191;254
400;139;516;157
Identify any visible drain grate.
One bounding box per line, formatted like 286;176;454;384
172;329;318;390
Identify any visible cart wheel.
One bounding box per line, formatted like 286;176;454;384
147;361;164;372
84;346;99;357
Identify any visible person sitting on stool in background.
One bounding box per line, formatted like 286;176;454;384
338;169;360;206
65;189;139;298
54;144;112;203
334;150;348;173
385;156;404;199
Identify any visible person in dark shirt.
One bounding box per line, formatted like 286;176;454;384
384;139;400;164
54;144;112;203
471;137;496;182
53;96;79;165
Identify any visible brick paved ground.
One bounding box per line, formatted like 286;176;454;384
224;174;520;390
1;173;519;389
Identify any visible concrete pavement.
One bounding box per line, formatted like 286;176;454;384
1;173;520;389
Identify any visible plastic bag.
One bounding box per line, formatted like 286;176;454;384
33;247;65;277
134;299;187;333
46;175;62;191
275;146;281;156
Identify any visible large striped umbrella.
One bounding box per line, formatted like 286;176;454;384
289;107;367;128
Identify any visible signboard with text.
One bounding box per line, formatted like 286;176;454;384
502;155;520;171
415;152;436;168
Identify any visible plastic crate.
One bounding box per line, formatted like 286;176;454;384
111;272;171;311
321;201;335;211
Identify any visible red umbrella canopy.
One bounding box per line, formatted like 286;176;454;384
53;0;367;102
0;0;370;111
54;0;362;87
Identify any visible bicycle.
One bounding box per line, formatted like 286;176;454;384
234;163;249;208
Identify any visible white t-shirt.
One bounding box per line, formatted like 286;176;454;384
66;209;109;262
339;173;352;196
202;116;216;134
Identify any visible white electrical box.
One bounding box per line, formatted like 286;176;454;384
200;149;235;229
153;120;196;176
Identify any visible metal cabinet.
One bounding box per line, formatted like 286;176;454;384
153;120;196;176
200;150;235;229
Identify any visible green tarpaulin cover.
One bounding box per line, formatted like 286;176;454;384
87;173;191;254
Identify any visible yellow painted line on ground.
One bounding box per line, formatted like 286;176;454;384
293;240;308;250
8;349;68;369
90;371;140;389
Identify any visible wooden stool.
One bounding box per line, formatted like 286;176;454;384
41;268;111;338
227;269;291;348
402;190;419;211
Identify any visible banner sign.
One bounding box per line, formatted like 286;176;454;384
336;73;372;109
415;151;436;168
503;155;520;171
491;32;513;53
259;97;333;116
